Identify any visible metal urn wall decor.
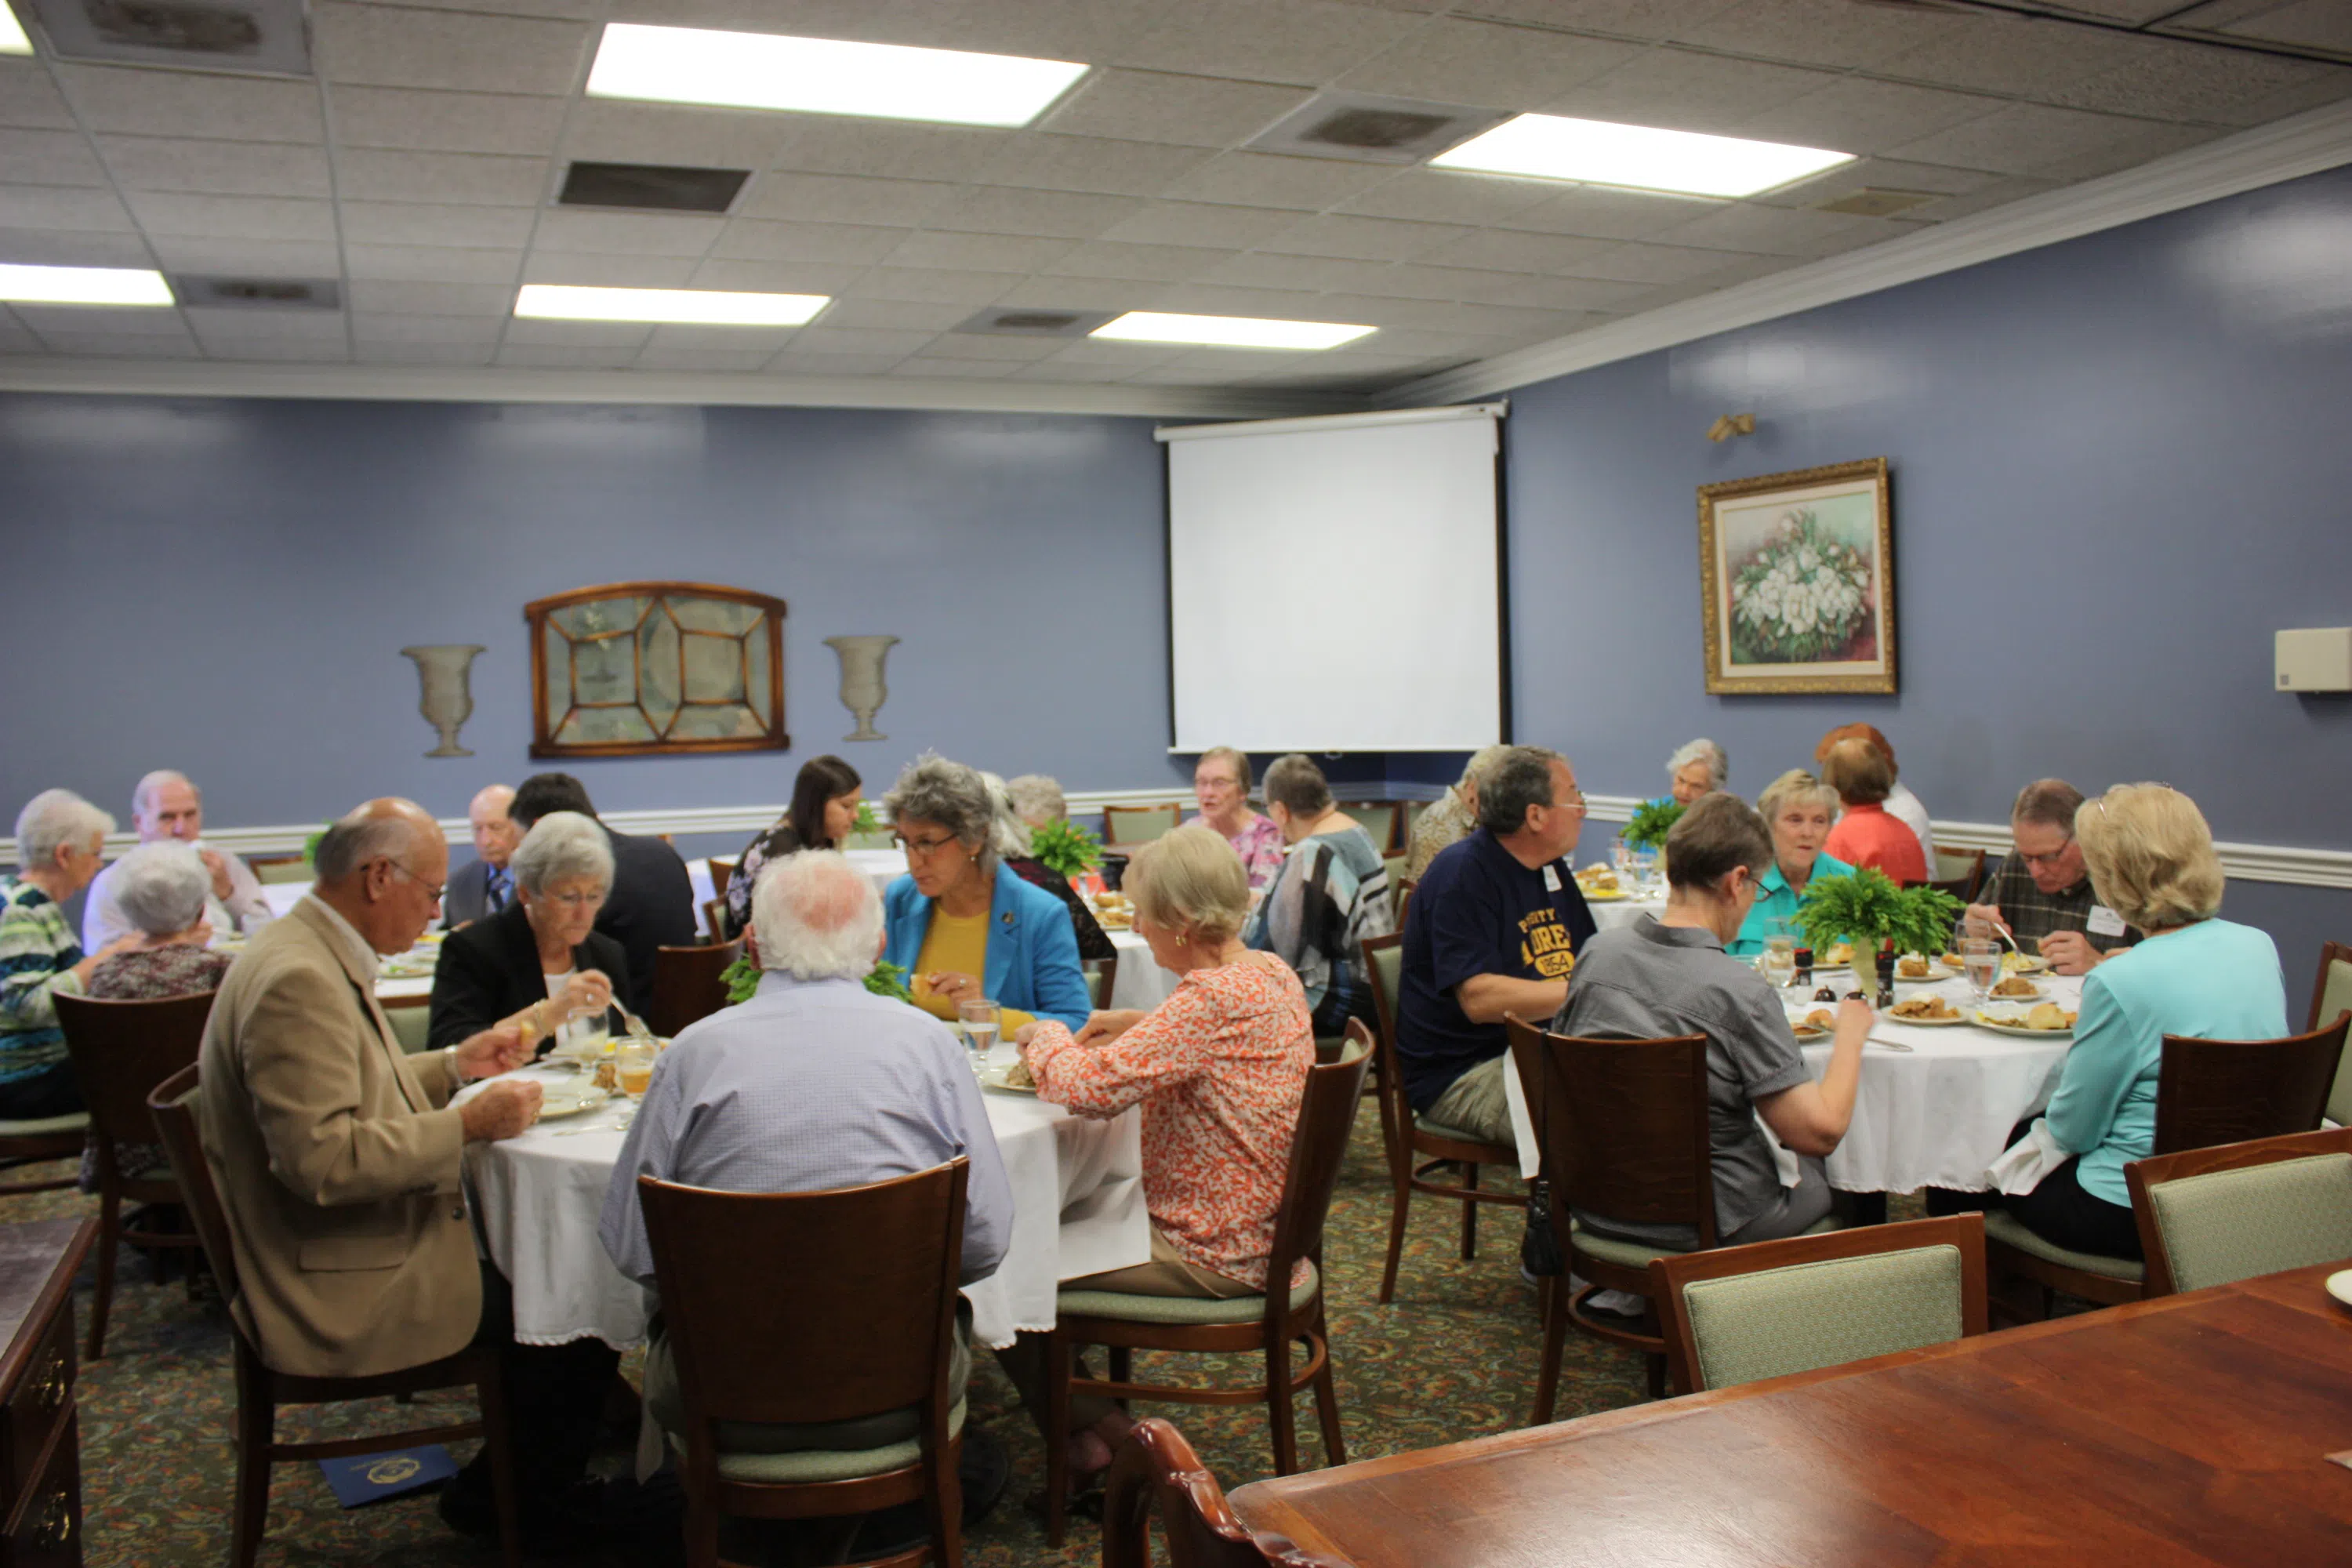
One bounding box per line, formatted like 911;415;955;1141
525;582;788;758
824;634;900;742
401;644;485;757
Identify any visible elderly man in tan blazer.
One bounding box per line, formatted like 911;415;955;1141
198;798;621;1552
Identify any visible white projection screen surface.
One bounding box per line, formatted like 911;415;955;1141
1163;406;1504;753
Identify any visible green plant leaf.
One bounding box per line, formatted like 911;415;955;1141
1621;798;1684;851
1793;869;1965;959
851;799;884;836
1028;816;1102;878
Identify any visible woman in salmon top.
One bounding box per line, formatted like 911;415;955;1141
1004;824;1313;1485
1820;735;1929;884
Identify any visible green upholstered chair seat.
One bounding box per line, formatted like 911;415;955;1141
1983;1210;2143;1280
1059;1261;1319;1325
1571;1215;1838;1272
0;1112;89;1137
1682;1243;1967;1392
384;1004;433;1054
2147;1152;2352;1294
671;1399;966;1484
1410;1114;1497;1145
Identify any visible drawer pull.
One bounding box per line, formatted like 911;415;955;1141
34;1348;67;1409
33;1490;73;1548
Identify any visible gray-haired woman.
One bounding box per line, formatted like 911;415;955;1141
880;756;1091;1030
1;789;136;1119
87;842;235;1000
428;810;635;1054
1664;738;1730;807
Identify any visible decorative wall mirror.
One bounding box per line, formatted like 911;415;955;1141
526;581;787;757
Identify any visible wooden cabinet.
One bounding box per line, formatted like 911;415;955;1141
0;1221;93;1568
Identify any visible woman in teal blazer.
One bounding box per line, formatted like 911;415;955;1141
1730;769;1854;956
880;757;1091;1031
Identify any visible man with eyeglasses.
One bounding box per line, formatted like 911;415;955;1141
1964;779;2140;975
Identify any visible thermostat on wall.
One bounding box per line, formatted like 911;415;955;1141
2276;628;2352;691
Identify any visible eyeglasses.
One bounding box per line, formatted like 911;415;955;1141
540;888;604;909
1552;787;1587;811
896;833;962;860
384;858;446;903
2017;838;2075;869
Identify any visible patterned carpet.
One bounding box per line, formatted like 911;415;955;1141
2;1109;1656;1566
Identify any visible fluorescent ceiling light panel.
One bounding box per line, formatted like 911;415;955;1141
1431;114;1853;198
587;23;1088;128
0;263;173;305
514;285;827;326
0;5;33;54
1091;312;1374;350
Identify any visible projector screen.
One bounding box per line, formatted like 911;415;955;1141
1163;405;1506;753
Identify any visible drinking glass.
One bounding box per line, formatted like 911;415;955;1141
1630;848;1659;893
1610;841;1635;889
1961;937;2002;1004
958;999;1001;1078
1761;935;1796;989
616;1042;655;1097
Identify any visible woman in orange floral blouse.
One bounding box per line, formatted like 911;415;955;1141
1004;823;1314;1482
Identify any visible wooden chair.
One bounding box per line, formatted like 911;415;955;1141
54;990;212;1359
1986;1013;2350;1312
147;1065;522;1568
1511;1017;1709;1411
1042;1027;1373;1547
2126;1127;2352;1298
1381;855;1407;917
1648;1216;1987;1396
707;858;737;904
1929;847;1985;902
0;1111;85;1196
1101;1418;1351;1568
1359;933;1523;1305
650;938;742;1037
637;1161;970;1568
1084;953;1120;1012
701;897;728;944
2309;941;2352;1123
1102;804;1182;848
1343;804;1397;855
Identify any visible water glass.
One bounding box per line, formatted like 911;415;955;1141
1961;937;2002;1003
958;999;1001;1078
1610;841;1635;887
1630;848;1659;892
1761;935;1796;989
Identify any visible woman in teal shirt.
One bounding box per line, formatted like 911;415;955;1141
1936;784;2286;1258
1729;769;1853;956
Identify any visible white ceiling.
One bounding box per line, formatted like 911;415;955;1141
1;0;2348;405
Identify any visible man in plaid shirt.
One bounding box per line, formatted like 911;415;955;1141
1965;779;2140;975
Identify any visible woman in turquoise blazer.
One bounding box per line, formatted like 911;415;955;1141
1730;769;1854;956
880;756;1091;1031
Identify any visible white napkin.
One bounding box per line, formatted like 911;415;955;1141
1986;1116;2069;1195
1756;1111;1802;1189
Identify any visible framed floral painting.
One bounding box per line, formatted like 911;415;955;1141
1697;458;1895;695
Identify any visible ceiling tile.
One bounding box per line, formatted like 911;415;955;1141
346;278;516;314
846;266;1022;304
1004;358;1138;382
765;120;1014;183
147;237;345;274
1457;0;1744;40
496;343;645;367
532;209;726;256
13;303;189;335
2032;119;2220;182
1200;250;1399;292
1657;202;1900;257
1261;213;1477;263
633;345;782;372
1334;169;1561;227
641;321;806;351
989;274;1167;310
1563;239;1772;285
2054;45;2335;125
0;227;155;267
1495;184;1722;241
1107;0;1425;85
0;318;42;351
558;100;793;170
1148;282;1341;318
351;313;506;343
354;340;499;365
786;325;945;358
1;129;110;187
518;252;702;285
0;184;136;232
338;149;552;206
1095;200;1301;249
1901;175;2062;223
1303;291;1479;330
762;351;912;378
1735;78;2009;158
1158;152;1395;212
1338;17;1639;110
736;172;955;227
1744;155;2005;211
1355;261;1527;301
976;132;1214;199
313;3;593;95
891;356;1025;378
2222;0;2352;52
96;135;333;198
187;307;350;342
1040;70;1313;149
340;201;539;249
376;0;601;20
205;338;357;361
925;186;1149;240
1034;337;1189;367
1475;273;1655;311
921;332;1063;361
1671;0;1978;71
0;63;77;131
1872;23;2178;106
124;192;338;242
344;243;527;283
811;296;973;331
32;329;201;357
709;0;1158;64
329;88;571;157
1884;103;2198;177
880;229;1076;271
1542;49;1852;136
1415;227;1612;274
683;258;863;292
1047;239;1236;281
707;220;905;265
53;65;324;143
504;317;657;347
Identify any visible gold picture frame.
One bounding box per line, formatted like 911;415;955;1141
1697;458;1895;695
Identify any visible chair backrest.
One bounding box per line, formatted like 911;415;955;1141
649;938;742;1038
383;998;432;1054
701;898;726;943
147;1063;242;1308
55;990;215;1156
1262;1023;1374;1302
1102;804;1182;847
1084;955;1119;1011
707;858;736;902
1509;1018;1717;1245
2125;1126;2352;1297
1345;804;1396;855
637;1160;967;1431
1929;847;1984;902
2309;943;2352;1123
1102;1418;1349;1568
1648;1215;1987;1395
2153;1014;2347;1156
1357;932;1408;1156
1381;853;1407;911
247;852;314;886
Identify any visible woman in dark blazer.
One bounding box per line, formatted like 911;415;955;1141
429;810;636;1054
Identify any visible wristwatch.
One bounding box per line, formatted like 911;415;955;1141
444;1044;463;1084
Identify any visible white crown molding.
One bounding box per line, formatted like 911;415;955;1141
1380;97;2352;408
1155;401;1506;441
25;789;2341;890
0;355;1356;420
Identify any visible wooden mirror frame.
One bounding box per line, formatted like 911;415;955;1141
526;580;788;758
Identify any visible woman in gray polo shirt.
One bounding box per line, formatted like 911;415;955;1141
1553;793;1872;1248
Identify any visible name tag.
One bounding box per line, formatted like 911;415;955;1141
1542;865;1562;892
2088;904;2128;938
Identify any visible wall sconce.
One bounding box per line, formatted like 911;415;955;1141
1707;412;1755;443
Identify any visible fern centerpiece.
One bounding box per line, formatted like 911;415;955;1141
724;953;914;1007
1792;869;1964;960
1029;816;1102;880
851;799;884;837
1621;798;1684;851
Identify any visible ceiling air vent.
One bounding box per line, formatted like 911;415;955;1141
559;162;749;215
174;275;341;310
955;307;1116;338
23;0;310;74
1813;188;1940;219
1246;93;1511;165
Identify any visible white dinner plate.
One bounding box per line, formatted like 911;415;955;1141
1972;1007;2075;1038
1983;981;2053;1004
981;1064;1037;1095
2003;953;2051;976
1883;1005;1969;1027
2325;1269;2352;1311
1581;887;1629;902
536;1085;609;1119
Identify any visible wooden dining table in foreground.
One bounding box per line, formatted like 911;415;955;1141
1231;1261;2352;1566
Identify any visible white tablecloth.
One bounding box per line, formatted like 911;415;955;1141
459;1056;1149;1351
1585;891;1666;931
1504;969;2079;1193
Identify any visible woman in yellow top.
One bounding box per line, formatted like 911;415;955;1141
879;756;1091;1030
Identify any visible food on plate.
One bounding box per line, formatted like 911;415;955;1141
1938;952;1963;969
1896;955;1931;979
1000;1058;1035;1090
591;1061;618;1091
2002;952;2048;975
1821;942;1853;965
1889;995;1960;1022
1991;976;2041;999
1795;1009;1835;1034
1577;863;1619;891
2025;1003;2077;1031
